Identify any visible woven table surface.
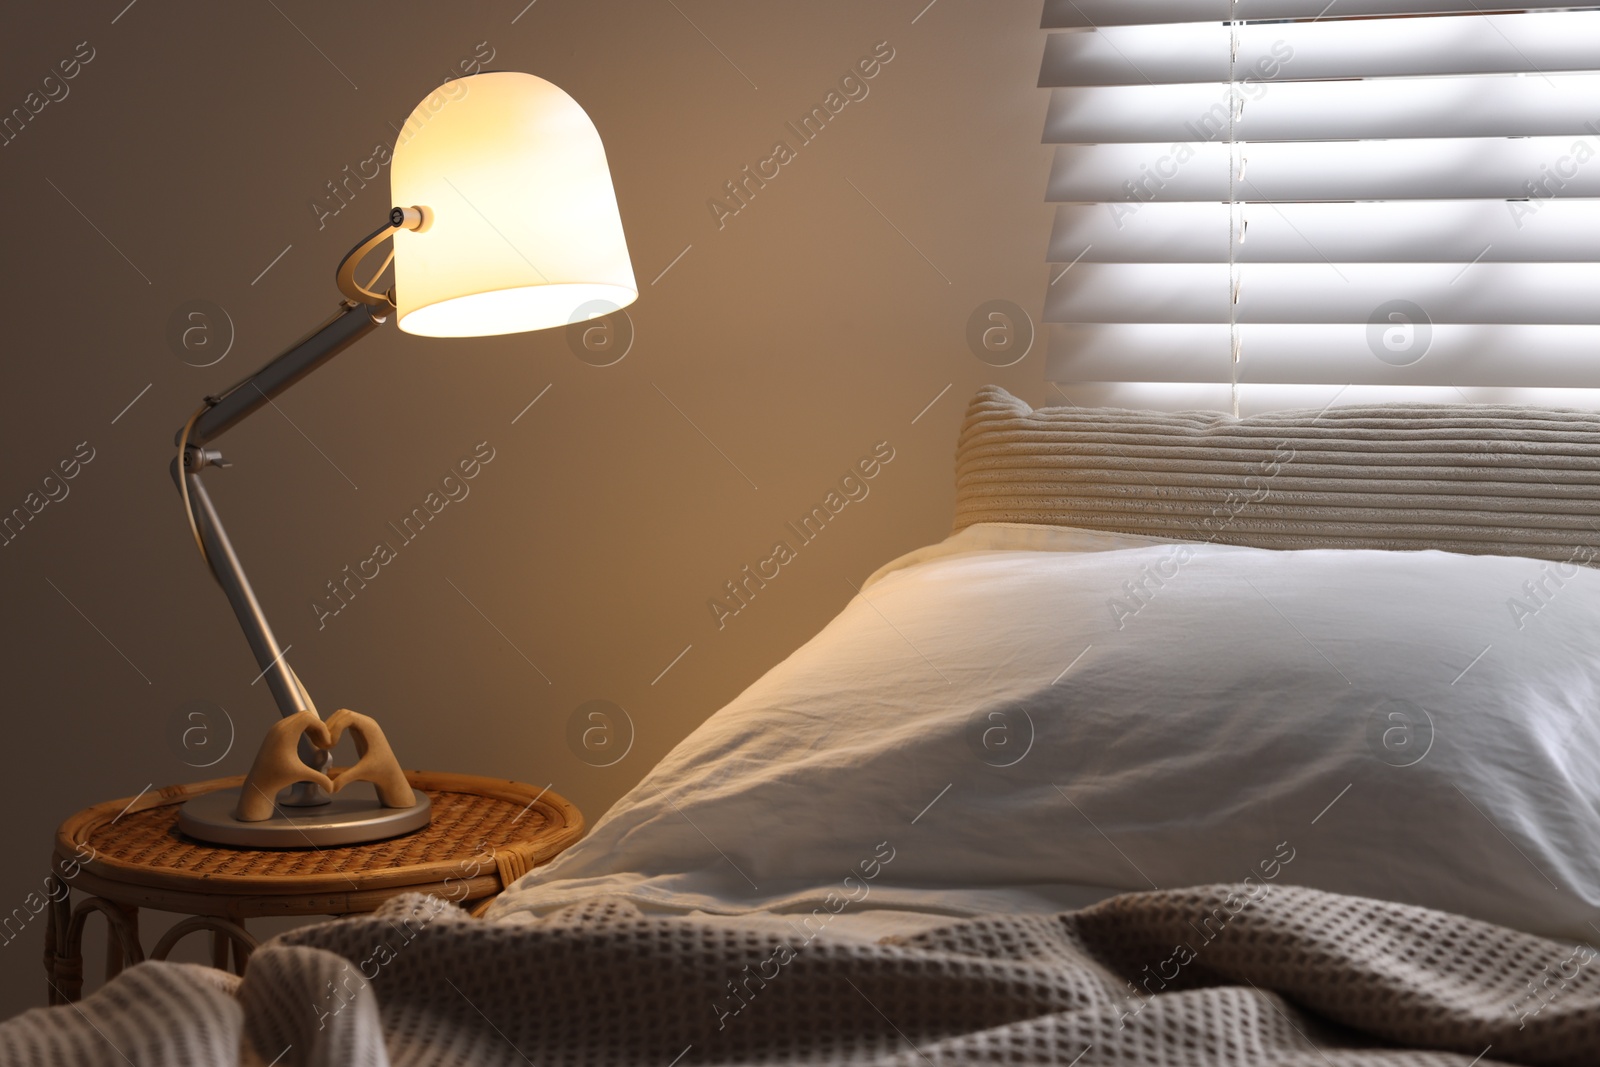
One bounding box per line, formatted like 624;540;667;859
55;772;582;896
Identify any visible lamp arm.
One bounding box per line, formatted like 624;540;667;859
173;469;311;718
169;300;386;709
189;301;387;447
170;300;393;804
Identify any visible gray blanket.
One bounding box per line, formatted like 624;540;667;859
3;884;1596;1066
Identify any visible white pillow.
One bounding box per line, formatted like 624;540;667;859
489;524;1600;941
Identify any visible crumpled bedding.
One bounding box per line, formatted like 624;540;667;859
2;882;1596;1066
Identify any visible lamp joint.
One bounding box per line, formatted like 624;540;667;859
184;447;231;473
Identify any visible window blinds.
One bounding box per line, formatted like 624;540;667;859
1039;2;1600;412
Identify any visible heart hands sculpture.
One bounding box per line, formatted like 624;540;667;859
325;709;415;808
233;708;414;822
234;710;335;822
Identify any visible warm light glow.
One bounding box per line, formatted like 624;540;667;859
391;71;637;338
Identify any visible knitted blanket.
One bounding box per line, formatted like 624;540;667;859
4;884;1597;1066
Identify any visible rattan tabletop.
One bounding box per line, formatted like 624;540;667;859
51;771;583;912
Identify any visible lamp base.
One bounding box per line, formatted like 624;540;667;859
177;786;432;848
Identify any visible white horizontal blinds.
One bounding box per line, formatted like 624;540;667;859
1040;3;1600;407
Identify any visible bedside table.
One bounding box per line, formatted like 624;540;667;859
42;771;582;1004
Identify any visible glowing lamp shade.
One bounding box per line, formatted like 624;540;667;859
390;72;637;338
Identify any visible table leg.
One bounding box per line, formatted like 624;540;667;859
104;904;139;981
232;919;252;974
43;874;72;1007
210;930;229;969
60;898;144;1002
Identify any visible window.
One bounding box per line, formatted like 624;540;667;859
1040;1;1600;412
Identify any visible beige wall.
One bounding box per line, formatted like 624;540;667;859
0;0;1052;1015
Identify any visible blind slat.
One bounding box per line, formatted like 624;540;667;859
1045;383;1600;415
1039;14;1598;87
1044;264;1600;325
1048;201;1600;264
1045;74;1600;144
1047;138;1600;203
1043;0;1600;29
1045;324;1600;386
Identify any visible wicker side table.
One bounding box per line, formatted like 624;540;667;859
43;771;582;1004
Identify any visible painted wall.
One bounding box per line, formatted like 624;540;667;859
0;0;1051;1015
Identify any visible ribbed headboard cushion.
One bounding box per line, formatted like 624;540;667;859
954;386;1600;562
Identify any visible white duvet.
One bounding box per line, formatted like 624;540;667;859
489;524;1600;942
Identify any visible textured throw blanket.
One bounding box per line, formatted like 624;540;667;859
4;884;1597;1066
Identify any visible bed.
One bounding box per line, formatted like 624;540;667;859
7;386;1600;1066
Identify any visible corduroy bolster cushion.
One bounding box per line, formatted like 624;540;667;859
954;385;1600;563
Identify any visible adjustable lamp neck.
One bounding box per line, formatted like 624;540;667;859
170;207;431;742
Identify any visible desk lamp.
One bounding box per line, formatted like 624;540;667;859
172;72;636;847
